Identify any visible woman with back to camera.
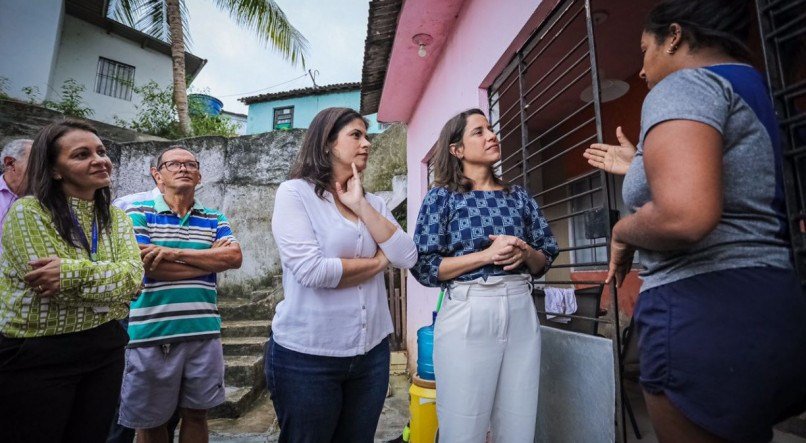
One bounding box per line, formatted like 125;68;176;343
267;107;417;442
412;108;559;442
0;119;144;442
599;1;806;441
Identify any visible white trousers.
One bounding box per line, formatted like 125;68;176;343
434;274;541;443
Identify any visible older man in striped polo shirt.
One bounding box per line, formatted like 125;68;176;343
118;146;242;443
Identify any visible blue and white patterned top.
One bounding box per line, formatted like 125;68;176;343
412;186;559;287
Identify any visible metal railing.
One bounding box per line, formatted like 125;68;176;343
756;0;806;285
487;0;624;439
385;267;407;351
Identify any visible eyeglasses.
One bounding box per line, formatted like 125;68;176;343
158;160;200;172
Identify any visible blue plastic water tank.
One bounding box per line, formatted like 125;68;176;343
188;94;223;116
417;311;437;381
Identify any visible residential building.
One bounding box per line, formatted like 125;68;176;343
240;82;384;134
362;0;805;437
0;0;206;125
221;111;248;136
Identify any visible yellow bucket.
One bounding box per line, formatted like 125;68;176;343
409;377;438;443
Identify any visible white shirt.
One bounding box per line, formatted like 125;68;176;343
271;179;417;357
113;187;162;211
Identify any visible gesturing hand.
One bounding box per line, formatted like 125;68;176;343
335;162;366;214
605;237;635;288
139;244;180;271
487;235;530;271
25;256;62;297
584;126;637;176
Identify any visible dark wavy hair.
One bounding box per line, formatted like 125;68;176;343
27;119;112;248
645;0;752;61
432;108;508;193
289;107;368;198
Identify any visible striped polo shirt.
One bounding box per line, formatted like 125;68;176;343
126;195;237;348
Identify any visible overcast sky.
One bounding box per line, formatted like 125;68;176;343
184;0;370;114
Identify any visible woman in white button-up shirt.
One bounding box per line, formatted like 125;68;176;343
267;107;417;442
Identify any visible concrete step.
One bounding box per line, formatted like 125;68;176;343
218;298;273;321
225;354;264;387
390;351;407;375
209;384;265;419
221;320;272;338
222;336;268;356
208;392;276;437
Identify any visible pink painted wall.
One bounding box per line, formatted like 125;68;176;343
399;0;548;371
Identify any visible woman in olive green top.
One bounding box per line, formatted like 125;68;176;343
0;120;144;442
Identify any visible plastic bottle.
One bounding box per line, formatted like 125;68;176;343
416;311;437;380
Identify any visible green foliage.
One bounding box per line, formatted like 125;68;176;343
190;110;239;138
21;86;40;104
187;88;239;138
116;80;179;138
392;201;407;231
109;0;308;67
363;124;407;192
43;79;94;119
0;77;9;99
115;81;238;139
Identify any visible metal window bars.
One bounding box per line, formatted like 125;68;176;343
755;0;806;285
488;0;625;440
95;57;135;101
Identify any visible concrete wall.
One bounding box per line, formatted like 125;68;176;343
0;98;304;295
0;0;64;102
49;15;174;125
108;130;306;295
0;98;165;144
246;89;382;134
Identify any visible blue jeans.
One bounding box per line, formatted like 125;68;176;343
264;336;390;443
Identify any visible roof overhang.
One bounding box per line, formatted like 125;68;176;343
360;0;403;115
240;82;361;105
371;0;467;123
65;0;207;82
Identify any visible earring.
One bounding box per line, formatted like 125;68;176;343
54;175;62;180
666;45;678;54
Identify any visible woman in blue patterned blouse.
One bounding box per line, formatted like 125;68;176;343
412;108;559;442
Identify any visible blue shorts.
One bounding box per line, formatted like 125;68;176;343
634;267;806;442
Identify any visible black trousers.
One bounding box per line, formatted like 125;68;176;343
0;321;128;443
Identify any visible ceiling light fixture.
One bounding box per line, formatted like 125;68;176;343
592;10;609;25
580;70;629;103
413;33;433;58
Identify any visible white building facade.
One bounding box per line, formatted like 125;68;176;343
0;0;205;125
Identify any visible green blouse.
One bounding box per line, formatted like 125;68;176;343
0;196;144;337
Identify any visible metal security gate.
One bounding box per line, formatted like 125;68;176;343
487;0;625;439
385;267;407;351
486;0;804;439
755;0;806;286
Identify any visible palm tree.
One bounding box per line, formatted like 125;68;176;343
111;0;308;136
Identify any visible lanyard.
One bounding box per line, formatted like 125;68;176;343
70;209;98;262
